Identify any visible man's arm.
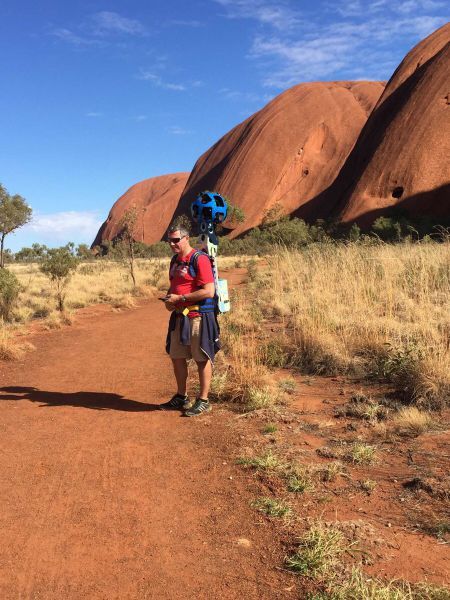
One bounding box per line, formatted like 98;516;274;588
166;282;214;306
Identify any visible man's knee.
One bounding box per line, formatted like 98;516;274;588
196;359;211;367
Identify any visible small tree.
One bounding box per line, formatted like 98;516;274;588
118;207;139;288
348;223;361;242
40;247;79;311
76;243;93;260
0;269;21;321
224;203;245;227
0;184;32;268
261;202;286;227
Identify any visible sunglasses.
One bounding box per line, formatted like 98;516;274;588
167;235;186;244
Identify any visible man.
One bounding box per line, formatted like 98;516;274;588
160;224;220;416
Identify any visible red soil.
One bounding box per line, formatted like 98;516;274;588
0;299;294;599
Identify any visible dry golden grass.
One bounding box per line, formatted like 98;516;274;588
0;326;34;360
392;406;434;436
249;242;450;408
8;258;169;323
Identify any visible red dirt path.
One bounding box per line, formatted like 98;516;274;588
0;299;293;599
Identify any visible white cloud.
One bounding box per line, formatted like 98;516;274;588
138;70;187;91
86;111;103;117
219;87;268;103
51;11;146;48
27;211;102;236
248;3;449;86
212;0;448;87
213;0;301;30
336;0;445;16
51;28;103;46
134;115;148;121
7;211;103;250
168;126;193;135
251;35;350;84
90;11;146;36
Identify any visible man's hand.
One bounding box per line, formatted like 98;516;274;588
165;293;182;306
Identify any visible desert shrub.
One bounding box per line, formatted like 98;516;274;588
245;386;274;410
347;442;377;465
133;241;171;258
330;566;450;599
287;328;348;376
144;260;166;288
262;338;288;367
369;343;449;409
372;216;404;241
249;217;314;248
40;247;79;311
237;449;283;471
0;268;21;321
286;522;345;579
0;327;34;360
251;497;292;518
287;468;315;493
393;407;433;436
348;223;361;242
278;378;297;394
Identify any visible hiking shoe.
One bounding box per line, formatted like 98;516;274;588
183;398;211;417
159;394;189;411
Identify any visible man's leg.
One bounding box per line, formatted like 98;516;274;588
196;359;212;400
183;359;212;417
172;358;188;396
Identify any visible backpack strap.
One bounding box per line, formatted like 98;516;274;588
189;251;216;314
188;250;206;278
169;254;178;280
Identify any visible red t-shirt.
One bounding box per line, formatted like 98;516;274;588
169;249;214;317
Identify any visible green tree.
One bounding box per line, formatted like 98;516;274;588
76;243;93;260
0;184;32;268
118;206;140;287
348;223;361;242
226;203;245;226
15;243;49;262
40;247;79;311
2;249;14;264
261;202;286;227
0;269;21;321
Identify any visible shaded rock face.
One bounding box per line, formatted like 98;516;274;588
323;23;450;226
92;173;189;247
175;81;385;237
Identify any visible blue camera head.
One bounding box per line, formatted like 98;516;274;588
191;191;228;225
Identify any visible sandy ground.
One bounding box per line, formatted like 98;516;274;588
0;297;294;600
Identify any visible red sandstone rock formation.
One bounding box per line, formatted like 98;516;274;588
174;81;384;237
325;23;450;226
92;173;189;247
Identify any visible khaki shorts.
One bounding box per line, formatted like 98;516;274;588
169;316;208;362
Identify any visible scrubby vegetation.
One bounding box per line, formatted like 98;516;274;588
217;241;450;410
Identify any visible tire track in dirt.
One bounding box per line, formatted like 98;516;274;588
0;294;293;599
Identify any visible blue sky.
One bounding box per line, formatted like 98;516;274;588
1;0;448;250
